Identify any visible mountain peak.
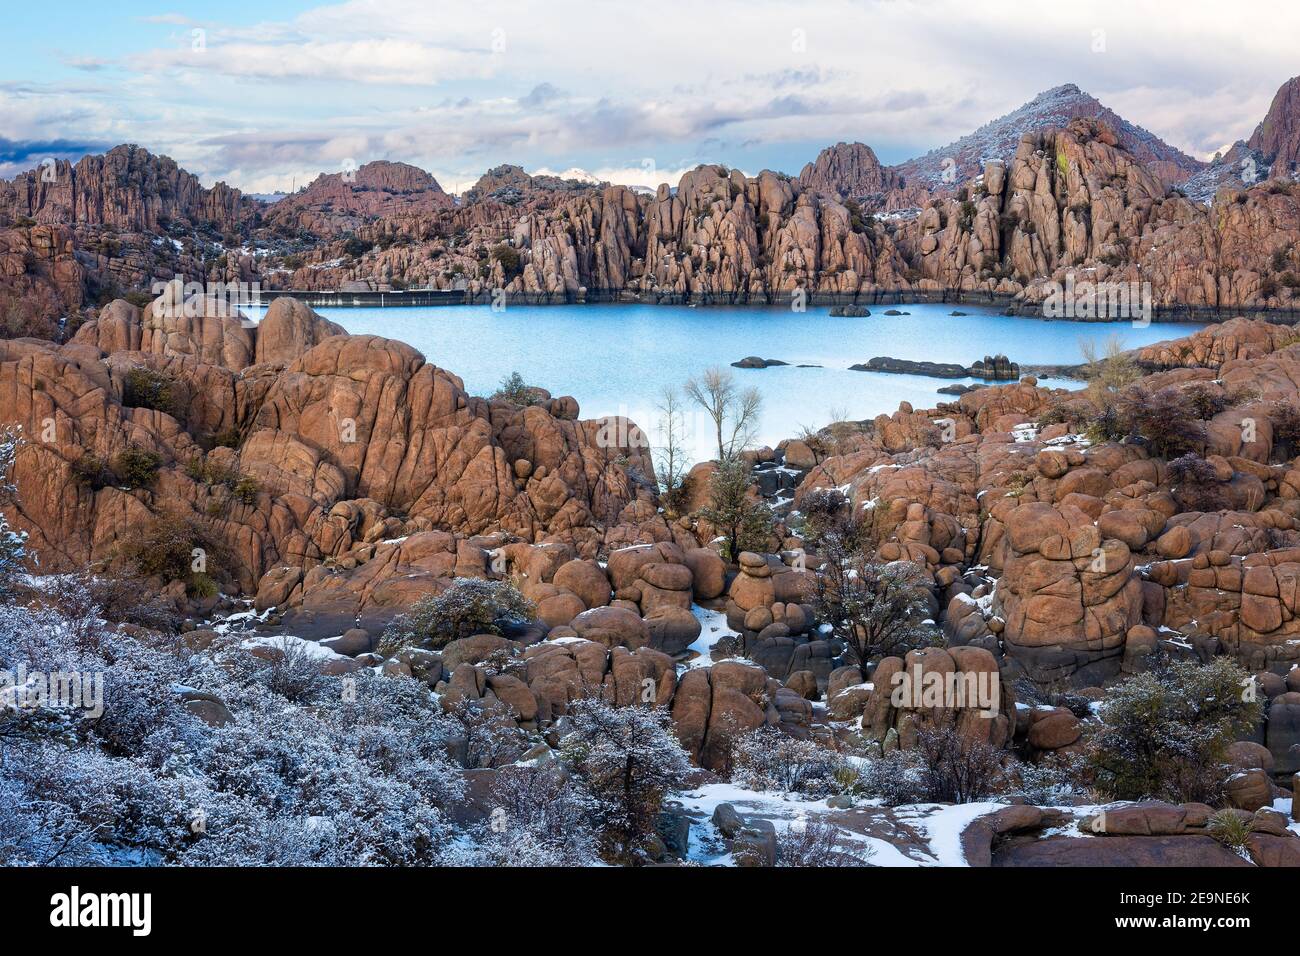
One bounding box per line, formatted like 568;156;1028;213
892;83;1203;190
1034;83;1085;100
1248;74;1300;171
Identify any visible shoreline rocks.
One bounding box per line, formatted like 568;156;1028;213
730;356;790;369
850;353;1020;380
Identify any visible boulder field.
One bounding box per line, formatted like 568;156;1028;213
13;288;1300;788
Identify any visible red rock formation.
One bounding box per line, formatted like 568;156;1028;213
797;142;900;202
1249;75;1300;174
0;291;665;609
262;161;453;236
893;84;1204;192
0;144;251;234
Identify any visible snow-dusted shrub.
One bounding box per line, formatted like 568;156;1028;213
776;820;874;867
1;587;468;866
810;551;938;679
257;637;328;703
442;695;531;768
1009;755;1086;805
854;725;1007;806
381;577;535;651
6;741;190;862
453;764;600;866
1085;657;1261;804
177;803;339;866
0;426;27;597
855;749;931;806
42;570;180;632
560;698;692;863
731;725;848;796
0;773;99;866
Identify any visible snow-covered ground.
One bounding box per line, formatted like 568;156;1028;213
670;781;1118;866
682;605;739;670
674;782;988;866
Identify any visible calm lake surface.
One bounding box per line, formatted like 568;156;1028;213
249;301;1203;461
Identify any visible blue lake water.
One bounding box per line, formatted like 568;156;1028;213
248;301;1203;462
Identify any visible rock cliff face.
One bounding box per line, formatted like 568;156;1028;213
797;142;923;210
1249;75;1300;174
894;117;1300;311
8;77;1300;321
0;144;262;327
0;224;85;329
0;144;250;234
255;80;1300;311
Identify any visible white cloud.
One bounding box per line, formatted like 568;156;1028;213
5;0;1299;189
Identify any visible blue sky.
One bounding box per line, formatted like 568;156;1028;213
2;1;1296;193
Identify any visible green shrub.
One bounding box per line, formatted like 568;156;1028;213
699;456;776;562
341;236;370;258
1085;658;1262;804
122;366;177;416
112;445;162;489
490;243;522;278
957;199;977;232
209;428;242;449
116;512;223;592
491;371;541;406
231;476;259;504
71;453;112;490
1271;401;1300;460
382;578;535;651
188;572;219;599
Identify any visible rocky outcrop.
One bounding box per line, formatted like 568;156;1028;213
0;223;86;324
262;161;453;237
891;104;1300;312
11;76;1300;317
0;144;251;234
851;355;1020;380
0;289;665;604
1249;75;1300;174
783;318;1300;686
1134;316;1299;369
970;801;1300;867
797;142;909;207
893;84;1204;192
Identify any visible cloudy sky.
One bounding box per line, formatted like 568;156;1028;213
2;0;1296;193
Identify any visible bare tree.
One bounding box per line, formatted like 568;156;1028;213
653;385;691;515
811;528;936;679
1079;334;1139;408
685;366;762;462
